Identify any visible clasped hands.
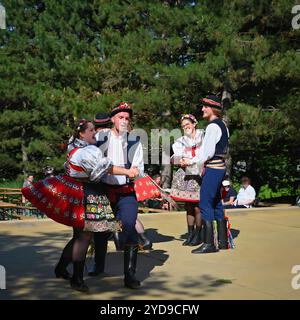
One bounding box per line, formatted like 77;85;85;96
127;166;140;179
179;158;192;167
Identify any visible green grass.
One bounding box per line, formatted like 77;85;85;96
0;178;23;189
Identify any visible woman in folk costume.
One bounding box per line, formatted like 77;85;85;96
22;119;139;292
171;114;204;247
181;95;230;254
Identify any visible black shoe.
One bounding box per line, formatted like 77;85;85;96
217;219;229;250
124;246;141;289
189;226;203;246
54;258;71;280
192;243;218;254
182;225;194;246
138;233;153;250
70;261;89;293
88;264;104;277
192;220;218;254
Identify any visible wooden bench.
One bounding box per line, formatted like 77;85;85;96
0;201;19;220
14;205;45;219
0;200;45;220
0;189;23;204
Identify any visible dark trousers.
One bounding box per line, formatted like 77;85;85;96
93;232;110;267
200;168;226;221
111;192;139;246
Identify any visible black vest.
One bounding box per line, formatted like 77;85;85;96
209;118;229;160
96;131;140;169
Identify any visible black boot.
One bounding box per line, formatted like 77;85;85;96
138;232;153;250
189;226;203;246
217;219;229;250
88;232;109;276
124;246;141;289
55;238;74;280
70;261;89;293
113;231;124;251
54;257;71;280
182;225;194;246
192;220;218;254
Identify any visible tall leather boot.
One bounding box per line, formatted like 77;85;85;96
54;256;71;280
124;246;141;289
217;219;229;250
54;239;74;280
113;231;125;251
191;220;218;254
189;226;203;246
138;232;153;250
88;232;110;276
182;225;194;246
70;261;89;293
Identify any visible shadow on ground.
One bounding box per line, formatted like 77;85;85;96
0;229;231;300
144;228;175;243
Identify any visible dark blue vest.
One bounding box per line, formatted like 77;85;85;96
209;118;229;160
96;131;140;183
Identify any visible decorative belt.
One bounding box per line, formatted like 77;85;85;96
205;159;226;169
106;183;135;203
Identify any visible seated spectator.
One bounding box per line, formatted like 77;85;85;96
22;175;34;204
43;166;54;178
144;174;169;210
221;180;237;209
233;176;256;208
152;174;161;187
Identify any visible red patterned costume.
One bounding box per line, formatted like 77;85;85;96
22;140;119;232
22;175;85;228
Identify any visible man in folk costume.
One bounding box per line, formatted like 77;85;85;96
181;95;229;254
95;101;144;289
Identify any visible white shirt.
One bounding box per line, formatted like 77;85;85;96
98;130;144;185
235;185;256;208
172;129;204;175
67;143;112;182
190;121;229;167
95;128;110;142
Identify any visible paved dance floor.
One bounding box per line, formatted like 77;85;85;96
0;207;300;300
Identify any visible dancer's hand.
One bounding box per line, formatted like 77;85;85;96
127;167;139;179
180;158;191;167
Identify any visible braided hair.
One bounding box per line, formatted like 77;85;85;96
68;119;91;145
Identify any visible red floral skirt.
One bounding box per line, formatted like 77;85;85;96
22;175;86;228
22;175;122;232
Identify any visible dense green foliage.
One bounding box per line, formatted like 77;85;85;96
0;0;299;196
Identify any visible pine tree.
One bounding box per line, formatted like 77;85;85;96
0;0;299;197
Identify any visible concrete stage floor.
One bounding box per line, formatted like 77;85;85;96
0;206;300;300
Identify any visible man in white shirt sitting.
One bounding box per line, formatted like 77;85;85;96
233;176;256;208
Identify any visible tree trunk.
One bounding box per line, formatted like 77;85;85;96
21;101;28;177
222;86;232;179
21;126;28;177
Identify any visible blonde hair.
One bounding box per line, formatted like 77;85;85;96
212;108;223;118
